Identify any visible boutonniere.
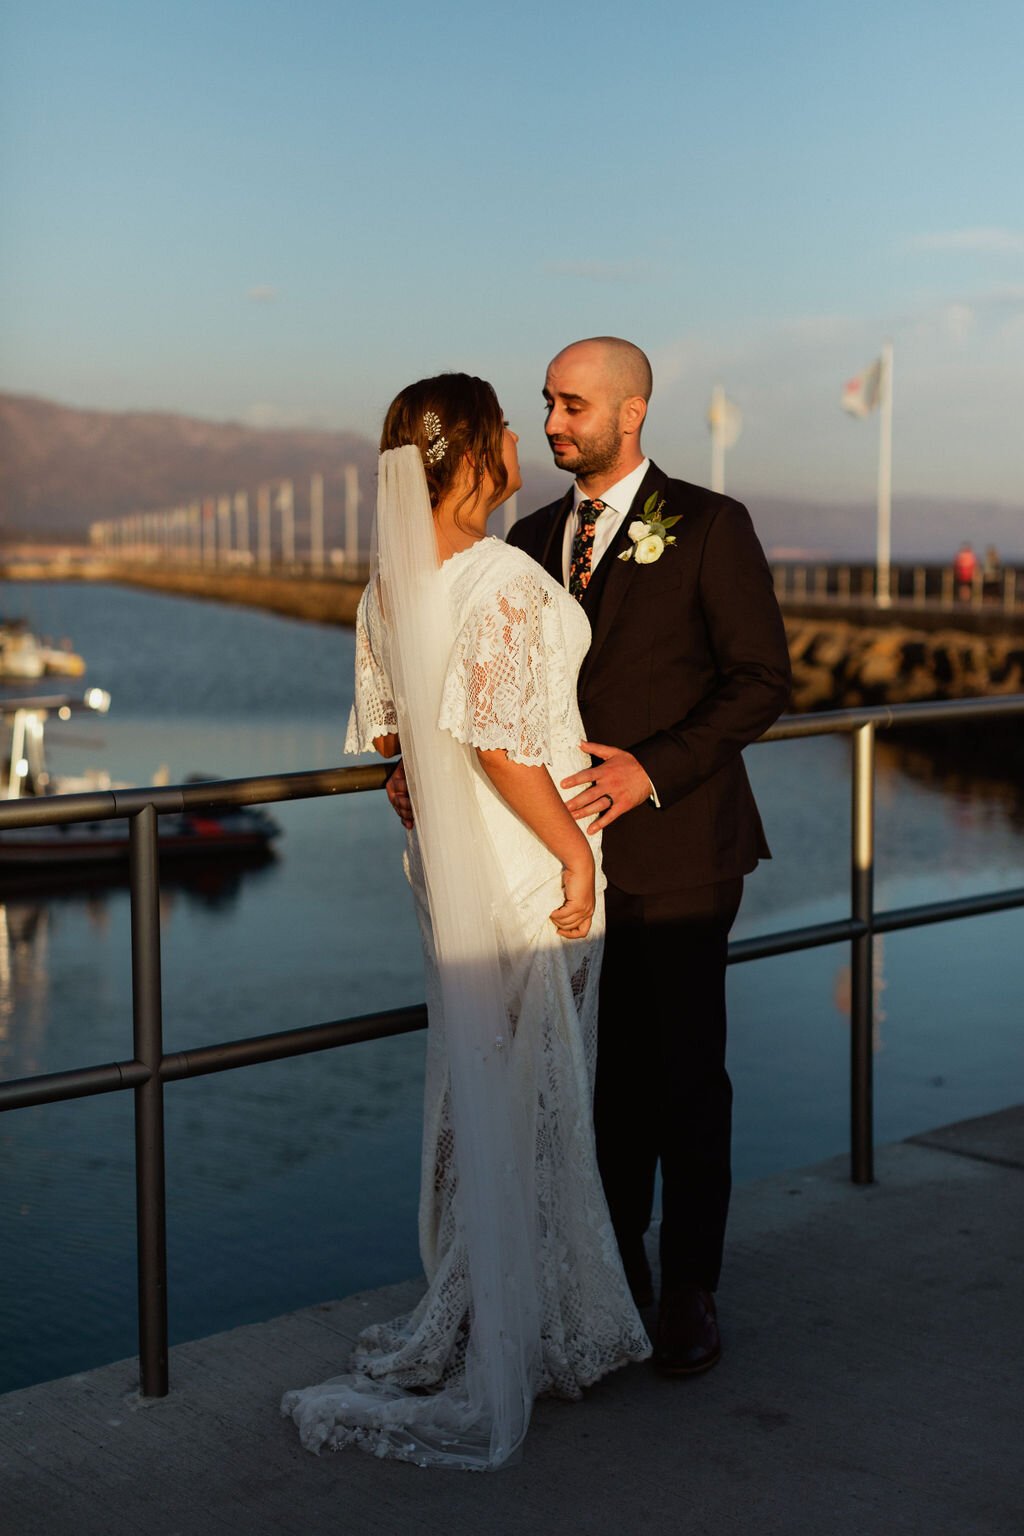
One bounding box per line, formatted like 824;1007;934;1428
617;493;681;565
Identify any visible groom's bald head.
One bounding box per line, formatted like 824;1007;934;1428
549;337;653;406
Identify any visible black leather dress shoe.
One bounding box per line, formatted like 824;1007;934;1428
653;1285;721;1375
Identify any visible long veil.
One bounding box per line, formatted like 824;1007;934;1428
283;446;541;1469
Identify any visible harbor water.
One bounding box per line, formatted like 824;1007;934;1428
1;580;1021;1395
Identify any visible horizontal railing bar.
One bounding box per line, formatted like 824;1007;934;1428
0;763;392;830
727;885;1024;966
160;1005;429;1081
0;1058;150;1111
0;790;125;829
874;886;1024;933
728;917;867;963
761;693;1024;742
4;696;1023;831
1;695;1021;831
174;765;389;812
0;1005;429;1112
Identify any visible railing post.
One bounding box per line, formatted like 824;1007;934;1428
850;723;875;1184
130;804;169;1396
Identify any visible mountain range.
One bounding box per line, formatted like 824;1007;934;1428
1;391;1020;562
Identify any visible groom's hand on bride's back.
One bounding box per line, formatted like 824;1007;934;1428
385;758;415;830
561;741;654;833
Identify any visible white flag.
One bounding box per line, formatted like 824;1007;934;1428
841;358;882;417
707;391;742;447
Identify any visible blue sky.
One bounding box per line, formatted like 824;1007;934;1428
2;0;1022;505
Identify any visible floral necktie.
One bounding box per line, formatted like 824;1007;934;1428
568;499;607;600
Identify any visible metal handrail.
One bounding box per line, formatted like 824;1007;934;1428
2;693;1023;1398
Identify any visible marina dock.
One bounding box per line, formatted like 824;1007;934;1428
2;1104;1021;1536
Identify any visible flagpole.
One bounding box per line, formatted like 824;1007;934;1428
710;383;725;493
876;340;893;608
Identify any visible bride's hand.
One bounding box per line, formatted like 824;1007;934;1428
384;757;415;830
550;855;595;940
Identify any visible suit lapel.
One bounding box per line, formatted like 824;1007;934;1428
540;490;573;581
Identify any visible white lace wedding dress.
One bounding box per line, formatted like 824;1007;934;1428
281;537;649;1468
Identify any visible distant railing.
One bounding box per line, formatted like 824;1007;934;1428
772;560;1020;614
1;694;1023;1398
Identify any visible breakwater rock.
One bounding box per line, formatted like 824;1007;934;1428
786;617;1024;712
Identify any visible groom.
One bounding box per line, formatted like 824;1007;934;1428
506;337;791;1375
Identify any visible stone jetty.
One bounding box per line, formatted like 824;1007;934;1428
66;563;366;628
785;616;1024;712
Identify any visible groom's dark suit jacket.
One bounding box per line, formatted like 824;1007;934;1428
507;461;792;895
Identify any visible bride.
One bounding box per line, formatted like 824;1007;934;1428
281;373;649;1470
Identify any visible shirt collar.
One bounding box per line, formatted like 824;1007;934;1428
572;458;650;519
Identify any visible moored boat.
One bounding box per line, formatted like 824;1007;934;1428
0;624;45;679
0;691;281;865
0;806;280;864
0;621;87;681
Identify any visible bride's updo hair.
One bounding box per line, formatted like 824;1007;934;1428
380;373;509;515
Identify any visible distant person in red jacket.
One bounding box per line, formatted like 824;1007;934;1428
953;542;977;600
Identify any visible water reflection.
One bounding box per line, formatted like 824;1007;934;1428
0;852;279;1081
0;900;51;1081
831;935;887;1056
879;733;1024;832
0;847;279;910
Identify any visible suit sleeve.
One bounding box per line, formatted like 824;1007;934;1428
629;499;792;809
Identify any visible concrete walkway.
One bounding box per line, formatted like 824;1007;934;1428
2;1107;1022;1536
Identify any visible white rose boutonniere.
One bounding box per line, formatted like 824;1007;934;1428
617;493;680;565
633;533;664;564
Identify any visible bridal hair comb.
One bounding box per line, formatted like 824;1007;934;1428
423;411;448;465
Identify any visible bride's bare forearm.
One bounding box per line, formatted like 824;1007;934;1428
476;749;593;872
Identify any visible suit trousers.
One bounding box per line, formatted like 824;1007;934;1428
594;875;743;1294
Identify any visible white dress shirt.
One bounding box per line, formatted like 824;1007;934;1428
558;458;661;805
560;458;651;584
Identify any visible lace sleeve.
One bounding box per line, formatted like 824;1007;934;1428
438;574;553;765
344;583;399;753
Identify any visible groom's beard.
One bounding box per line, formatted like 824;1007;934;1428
547;421;623;479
